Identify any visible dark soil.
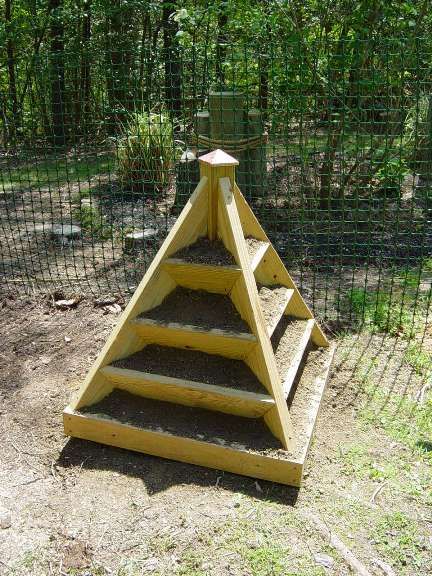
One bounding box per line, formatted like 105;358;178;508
138;287;251;333
272;317;309;381
82;345;334;460
258;284;290;328
245;237;267;261
112;344;267;394
172;237;236;266
80;389;285;455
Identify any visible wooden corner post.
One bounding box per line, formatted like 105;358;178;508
199;149;239;241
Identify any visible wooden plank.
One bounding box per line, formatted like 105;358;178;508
130;318;256;359
218;177;294;449
250;242;270;272
101;366;274;418
280;319;314;398
265;288;294;337
293;344;336;467
70;177;209;410
63;408;304;487
162;259;241;294
199;150;239;241
234;184;328;347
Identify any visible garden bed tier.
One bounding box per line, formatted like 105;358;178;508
65;344;335;487
137;286;250;334
111;344;267;394
171;237;235;266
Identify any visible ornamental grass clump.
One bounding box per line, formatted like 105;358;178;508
117;111;175;196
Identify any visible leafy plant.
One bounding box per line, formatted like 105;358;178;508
347;287;413;336
374;157;409;199
117;110;176;196
75;204;112;241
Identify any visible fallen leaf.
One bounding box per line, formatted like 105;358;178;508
55;298;79;309
313;553;334;569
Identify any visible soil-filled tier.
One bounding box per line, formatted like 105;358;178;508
81;345;333;461
172;238;236;266
272;317;310;379
138;287;250;334
112;344;267;394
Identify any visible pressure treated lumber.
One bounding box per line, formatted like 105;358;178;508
163;259;241;294
64;148;333;488
130;317;256;359
101;365;275;418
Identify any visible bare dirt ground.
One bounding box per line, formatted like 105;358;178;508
0;296;431;576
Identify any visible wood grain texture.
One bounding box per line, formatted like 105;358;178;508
130;318;256;359
163;259;241;294
234;184;329;347
68;177;209;410
101;365;274;418
64;408;304;486
218;177;294;449
280;319;315;398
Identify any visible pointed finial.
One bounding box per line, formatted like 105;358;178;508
198;149;239;167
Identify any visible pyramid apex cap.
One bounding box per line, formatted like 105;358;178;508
199;149;239;167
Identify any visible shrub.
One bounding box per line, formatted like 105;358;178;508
117;110;175;196
374;157;409;199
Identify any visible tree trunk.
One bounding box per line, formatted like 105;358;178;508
49;0;67;146
79;0;92;130
162;0;182;117
5;0;18;141
215;0;228;88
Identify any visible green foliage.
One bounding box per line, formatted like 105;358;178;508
375;158;409;199
347;287;413;336
374;512;425;570
74;204;112;241
116;111;176;195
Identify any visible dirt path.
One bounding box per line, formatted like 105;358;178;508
0;296;431;575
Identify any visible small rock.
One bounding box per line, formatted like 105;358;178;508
143;557;159;572
31;223;53;235
313;552;334;569
51;224;82;240
64;336;71;343
254;481;263;493
124;228;158;253
103;303;122;314
55;298;79;310
94;296;117;307
0;508;11;529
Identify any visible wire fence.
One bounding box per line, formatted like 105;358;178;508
1;37;431;339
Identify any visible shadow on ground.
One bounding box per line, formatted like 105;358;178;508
57;437;299;506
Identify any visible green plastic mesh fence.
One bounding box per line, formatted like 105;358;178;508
1;22;431;338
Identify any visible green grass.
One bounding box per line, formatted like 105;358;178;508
1;153;113;193
373;512;426;570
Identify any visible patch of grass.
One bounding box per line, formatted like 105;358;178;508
242;543;287;576
1;153;113;193
347;287;414;336
74;204;112;241
177;552;207;576
403;343;432;378
117;110;176;195
360;386;432;463
373;512;426;570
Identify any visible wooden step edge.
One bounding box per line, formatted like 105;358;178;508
163;258;241;272
131;317;257;343
265;288;295;338
250;241;270;272
291;343;336;467
63;406;304;486
100;365;274;418
281;319;315;399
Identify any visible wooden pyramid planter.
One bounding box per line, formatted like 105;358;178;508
64;150;334;487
